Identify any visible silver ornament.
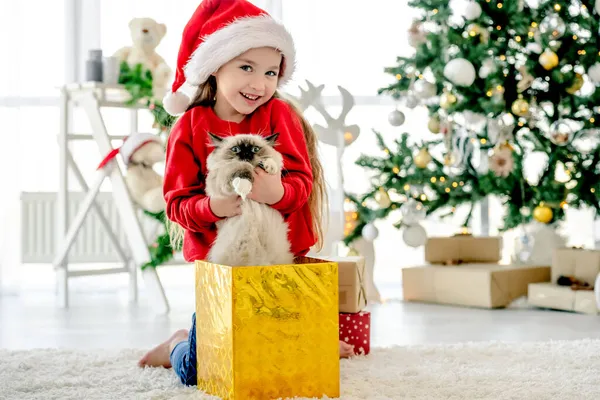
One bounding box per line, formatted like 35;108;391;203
361;223;379;241
547;119;580;146
413;80;437;99
401;199;426;225
588;63;600;84
388;109;406;126
405;94;420;109
540;14;566;39
403;223;428;248
444;58;476;86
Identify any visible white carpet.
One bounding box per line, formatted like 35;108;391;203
1;339;600;400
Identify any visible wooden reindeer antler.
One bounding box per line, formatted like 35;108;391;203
299;80;360;147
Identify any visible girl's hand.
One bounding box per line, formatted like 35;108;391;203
209;195;242;218
247;167;284;205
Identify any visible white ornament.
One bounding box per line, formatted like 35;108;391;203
444;58;476;86
596;0;600;15
362;223;379;242
588;63;600;84
464;2;482;20
478;59;497;79
405;94;420;109
403;224;427;248
413;80;437;99
388;109;405;126
401;199;426;225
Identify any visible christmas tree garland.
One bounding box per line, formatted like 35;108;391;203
118;62;181;269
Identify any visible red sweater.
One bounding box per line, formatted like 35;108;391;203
163;98;316;262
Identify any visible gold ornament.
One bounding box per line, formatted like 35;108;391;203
414;148;432;169
539;50;559;70
533;204;553;223
566;73;584;94
440;92;457;109
428;116;441;133
375;187;392;208
511;98;530;117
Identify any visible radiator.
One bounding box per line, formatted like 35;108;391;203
20;192;162;263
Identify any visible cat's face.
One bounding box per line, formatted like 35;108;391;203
208;133;279;163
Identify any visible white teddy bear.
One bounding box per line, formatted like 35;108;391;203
113;17;172;96
97;133;166;214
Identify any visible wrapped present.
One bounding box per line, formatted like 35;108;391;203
195;257;340;400
339;311;371;355
425;235;502;264
528;282;598;315
322;256;367;313
551;248;600;286
403;263;550;308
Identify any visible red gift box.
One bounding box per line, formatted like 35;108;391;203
339;311;371;355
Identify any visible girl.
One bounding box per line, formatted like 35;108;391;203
138;0;355;386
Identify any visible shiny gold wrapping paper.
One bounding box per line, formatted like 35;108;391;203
195;257;340;400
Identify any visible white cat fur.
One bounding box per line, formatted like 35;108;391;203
204;133;294;266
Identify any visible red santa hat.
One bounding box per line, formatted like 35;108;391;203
162;0;296;116
97;133;162;169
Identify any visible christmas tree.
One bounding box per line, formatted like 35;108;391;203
344;0;600;247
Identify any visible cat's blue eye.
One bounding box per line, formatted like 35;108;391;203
240;65;252;72
252;146;260;153
231;146;241;153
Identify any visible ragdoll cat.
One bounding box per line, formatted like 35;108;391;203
204;132;294;266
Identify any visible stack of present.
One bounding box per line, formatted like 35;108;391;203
194;257;340;400
528;248;600;315
403;234;551;309
323;256;371;356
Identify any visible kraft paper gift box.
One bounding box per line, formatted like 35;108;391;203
425;235;502;264
321;256;367;313
551;248;600;286
402;263;550;308
339;311;371;356
195;257;340;400
528;282;598;315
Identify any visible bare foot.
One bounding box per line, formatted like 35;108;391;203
138;329;189;368
339;340;354;359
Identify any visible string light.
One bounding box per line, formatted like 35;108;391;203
496;25;502;30
404;184;410;191
430;177;437;183
573;35;578;40
531;22;538;28
459;181;465;186
578;50;587;55
518;121;524;127
499;55;506;61
445;188;451;193
452;182;458;188
487;90;493;97
554;4;561;11
392;167;400;174
497;3;503;8
433;9;438;14
480;138;487;144
440;177;446;182
515;36;522;42
396;74;402;80
420;194;427;201
384;148;390;154
592;188;596;193
528;31;535;38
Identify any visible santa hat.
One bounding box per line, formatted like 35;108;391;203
97;133;161;169
162;0;296;116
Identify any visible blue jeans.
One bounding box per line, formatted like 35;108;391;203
170;313;197;386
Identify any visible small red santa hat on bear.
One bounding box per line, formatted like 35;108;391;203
97;133;161;170
162;0;296;116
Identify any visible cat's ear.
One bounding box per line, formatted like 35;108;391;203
208;132;224;147
264;133;279;146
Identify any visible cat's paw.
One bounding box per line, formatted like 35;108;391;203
232;177;252;200
261;158;278;175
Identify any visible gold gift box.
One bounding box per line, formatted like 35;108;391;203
195;257;340;400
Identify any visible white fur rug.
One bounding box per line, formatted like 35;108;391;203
2;339;600;400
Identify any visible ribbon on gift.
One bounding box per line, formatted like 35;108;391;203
444;259;465;266
356;260;367;308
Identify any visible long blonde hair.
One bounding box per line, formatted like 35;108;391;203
167;77;327;252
